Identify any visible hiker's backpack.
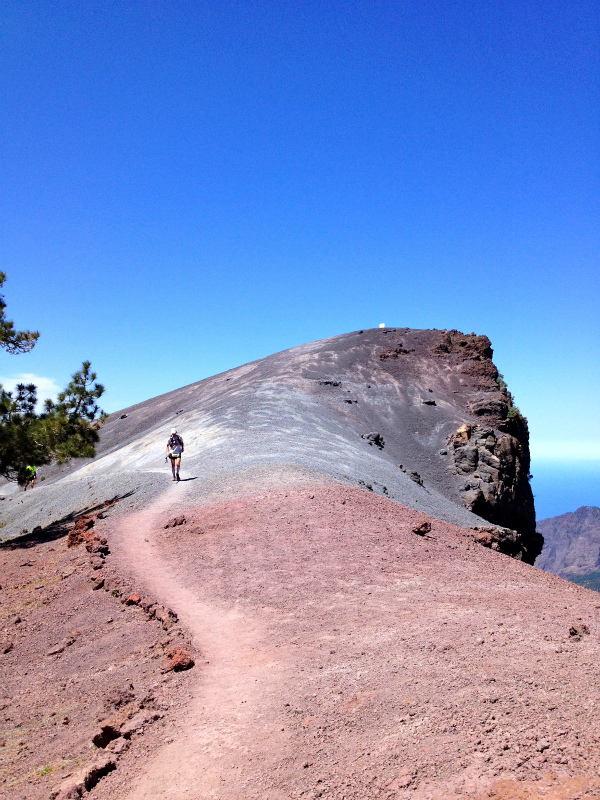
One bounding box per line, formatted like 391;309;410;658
169;434;182;449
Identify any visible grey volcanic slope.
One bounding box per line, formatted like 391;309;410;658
537;506;600;577
0;327;537;556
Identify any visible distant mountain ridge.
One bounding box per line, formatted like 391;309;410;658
537;506;600;581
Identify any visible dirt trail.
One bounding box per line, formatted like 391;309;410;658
112;486;288;800
104;484;600;800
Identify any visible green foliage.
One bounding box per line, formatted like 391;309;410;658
495;372;508;389
507;405;524;422
0;273;39;353
0;275;105;482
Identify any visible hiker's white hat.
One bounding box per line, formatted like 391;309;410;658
171;428;177;434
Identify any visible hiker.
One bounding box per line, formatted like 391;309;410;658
166;428;184;482
23;465;36;491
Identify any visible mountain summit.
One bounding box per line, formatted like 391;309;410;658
3;327;540;561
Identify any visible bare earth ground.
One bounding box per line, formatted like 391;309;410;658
3;480;600;799
0;499;196;800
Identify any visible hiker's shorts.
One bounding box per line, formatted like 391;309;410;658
169;452;182;460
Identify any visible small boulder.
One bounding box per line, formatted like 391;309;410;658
67;516;95;548
162;647;195;673
125;593;141;606
412;521;431;536
536;738;550;752
569;624;590;640
361;432;384;449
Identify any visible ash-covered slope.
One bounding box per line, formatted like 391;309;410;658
537;506;600;578
0;327;540;560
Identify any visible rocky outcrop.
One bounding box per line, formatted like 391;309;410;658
446;422;541;562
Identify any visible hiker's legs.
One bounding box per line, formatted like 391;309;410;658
175;456;181;478
170;456;176;478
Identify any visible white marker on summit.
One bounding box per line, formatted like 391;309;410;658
379;323;385;328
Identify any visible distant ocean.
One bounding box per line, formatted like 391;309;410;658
531;460;600;521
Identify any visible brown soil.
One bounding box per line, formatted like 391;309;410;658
4;483;600;799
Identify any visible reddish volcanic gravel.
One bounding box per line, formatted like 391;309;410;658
91;483;600;800
0;510;196;800
3;482;600;799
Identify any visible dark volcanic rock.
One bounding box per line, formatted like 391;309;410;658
3;327;539;564
445;423;539;562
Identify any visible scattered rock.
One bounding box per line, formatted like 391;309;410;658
120;710;162;738
106;687;135;709
162;647;195;672
120;414;128;419
107;737;130;754
536;738;550;752
91;577;105;590
361;432;384;449
2;641;14;654
422;399;436;406
379;345;414;359
67;516;95;548
90;556;104;570
408;470;423;486
46;637;75;656
125;593;141;606
140;597;156;616
569;624;590;640
50;751;116;799
89;541;109;555
154;606;178;630
92;719;122;748
412;521;431;536
164;516;186;529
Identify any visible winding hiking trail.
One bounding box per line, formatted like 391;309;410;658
112;485;290;800
104;482;600;800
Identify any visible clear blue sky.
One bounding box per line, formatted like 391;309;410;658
1;1;598;517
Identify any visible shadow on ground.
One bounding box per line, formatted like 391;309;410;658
0;490;135;549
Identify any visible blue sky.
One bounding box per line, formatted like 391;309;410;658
1;1;598;517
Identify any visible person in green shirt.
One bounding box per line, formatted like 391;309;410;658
24;465;36;491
